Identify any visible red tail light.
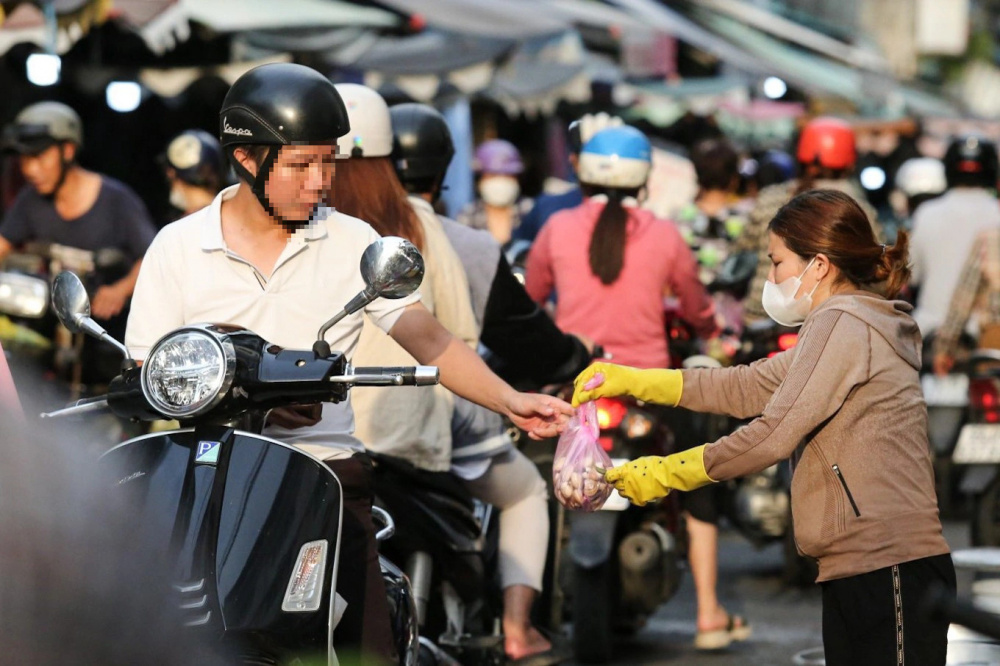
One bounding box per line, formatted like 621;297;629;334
777;333;799;351
971;378;1000;410
595;398;628;430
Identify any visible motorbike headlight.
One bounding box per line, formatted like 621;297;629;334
141;326;235;418
0;272;48;318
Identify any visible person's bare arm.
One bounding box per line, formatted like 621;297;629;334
389;303;572;439
0;235;13;265
91;259;143;320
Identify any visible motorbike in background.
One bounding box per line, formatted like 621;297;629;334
949;349;1000;545
41;238;434;666
371;452;505;666
562;393;683;663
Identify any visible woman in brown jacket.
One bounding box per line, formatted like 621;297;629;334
574;189;954;665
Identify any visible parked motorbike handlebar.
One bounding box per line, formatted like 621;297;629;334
330;366;440;387
40;395;109;419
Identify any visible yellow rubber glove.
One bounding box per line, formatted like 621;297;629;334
604;445;715;506
572;361;683;408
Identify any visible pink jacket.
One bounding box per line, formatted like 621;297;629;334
0;343;22;416
525;199;716;369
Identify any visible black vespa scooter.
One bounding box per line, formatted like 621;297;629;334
42;237;436;666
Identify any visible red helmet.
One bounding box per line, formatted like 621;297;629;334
796;117;856;170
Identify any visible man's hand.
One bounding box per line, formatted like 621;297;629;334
505;391;573;440
933;353;954;377
91;283;130;320
267;404;323;429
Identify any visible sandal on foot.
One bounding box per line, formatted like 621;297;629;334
694;614;752;651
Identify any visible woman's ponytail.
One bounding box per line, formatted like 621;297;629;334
874;229;912;298
589;195;629;284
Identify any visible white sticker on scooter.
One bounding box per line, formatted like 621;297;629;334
195;441;221;465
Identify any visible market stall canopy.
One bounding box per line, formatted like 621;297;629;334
125;0;399;55
0;0;399;56
374;0;572;39
606;0;959;117
333;27;594;116
0;0;109;55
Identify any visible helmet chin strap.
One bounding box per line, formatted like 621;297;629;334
231;145;317;231
41;146;73;202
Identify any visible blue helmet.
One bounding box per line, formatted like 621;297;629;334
578;125;651;189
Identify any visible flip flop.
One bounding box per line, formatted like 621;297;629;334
693;614;752;651
506;644;572;666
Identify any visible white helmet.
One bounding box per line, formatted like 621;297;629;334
333;83;393;158
895;157;946;197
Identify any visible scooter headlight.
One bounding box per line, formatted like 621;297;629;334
140;326;235;418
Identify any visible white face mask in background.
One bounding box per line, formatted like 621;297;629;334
169;183;189;212
479;176;520;207
761;257;820;327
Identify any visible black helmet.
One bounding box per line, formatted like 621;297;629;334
219;62;349;149
219;63;349;221
943;134;999;189
162;129;226;190
1;101;83;155
389;103;454;195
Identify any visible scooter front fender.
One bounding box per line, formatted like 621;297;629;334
568;511;619;569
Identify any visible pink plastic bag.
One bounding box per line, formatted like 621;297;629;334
552;401;614;512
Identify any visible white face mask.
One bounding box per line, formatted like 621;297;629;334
169;183;189;212
479;176;520;207
761;257;820;328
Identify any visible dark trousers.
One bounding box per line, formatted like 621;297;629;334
821;554;955;666
325;453;395;665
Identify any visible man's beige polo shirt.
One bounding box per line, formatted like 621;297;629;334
125;185;420;456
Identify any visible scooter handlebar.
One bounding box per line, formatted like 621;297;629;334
330;366;439;387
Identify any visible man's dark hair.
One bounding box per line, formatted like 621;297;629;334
691;138;739;191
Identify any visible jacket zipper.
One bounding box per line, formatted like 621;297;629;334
832;464;861;517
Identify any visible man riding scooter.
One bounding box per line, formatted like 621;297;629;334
124;63;572;664
0;102;157;393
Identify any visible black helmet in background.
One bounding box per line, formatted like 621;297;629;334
219;62;350;216
389;103;454;200
162;130;226;192
943;134;998;189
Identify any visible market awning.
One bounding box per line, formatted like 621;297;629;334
375;0;572;39
126;0;399;54
334;27;597;116
0;0;110;55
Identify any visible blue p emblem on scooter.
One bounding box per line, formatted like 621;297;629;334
195;441;221;465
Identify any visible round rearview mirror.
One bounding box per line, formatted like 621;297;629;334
359;236;425;300
51;271;91;333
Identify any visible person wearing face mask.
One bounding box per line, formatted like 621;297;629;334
457;139;531;246
574;189;953;666
738;117;881;324
161;129;226;219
